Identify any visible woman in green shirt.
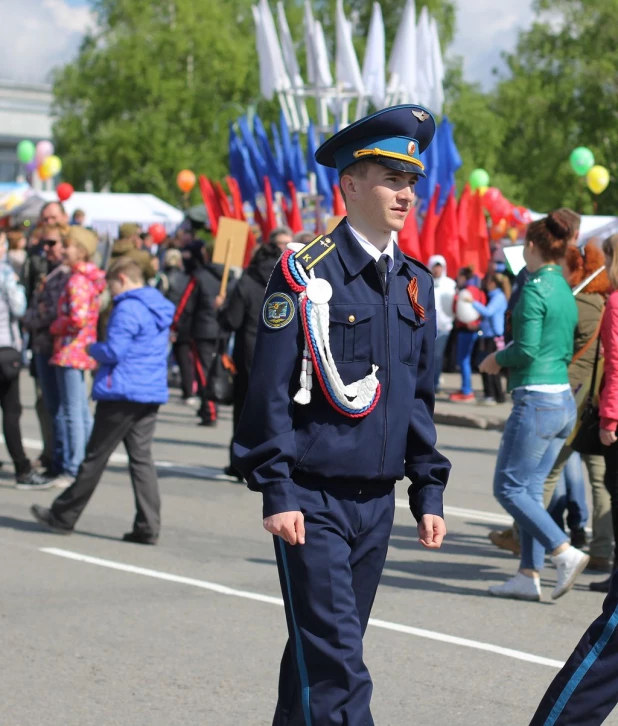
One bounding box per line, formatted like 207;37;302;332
480;211;589;601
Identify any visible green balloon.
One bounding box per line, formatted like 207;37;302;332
469;168;490;190
16;140;35;164
569;147;595;176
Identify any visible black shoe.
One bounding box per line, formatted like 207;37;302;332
198;419;217;427
30;504;73;535
571;528;587;550
122;531;158;545
590;576;612;593
16;471;54;491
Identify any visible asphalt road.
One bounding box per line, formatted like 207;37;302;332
1;381;616;726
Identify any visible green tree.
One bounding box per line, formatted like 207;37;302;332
53;0;262;203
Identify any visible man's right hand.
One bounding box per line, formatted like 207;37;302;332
263;511;305;545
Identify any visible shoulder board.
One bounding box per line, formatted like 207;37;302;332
294;234;337;272
403;254;432;276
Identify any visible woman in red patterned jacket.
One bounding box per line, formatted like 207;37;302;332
49;227;106;490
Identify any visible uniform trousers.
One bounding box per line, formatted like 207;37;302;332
193;339;217;423
529;570;618;725
50;400;161;537
272;481;395;726
172;341;195;399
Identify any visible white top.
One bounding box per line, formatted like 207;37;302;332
347;222;395;272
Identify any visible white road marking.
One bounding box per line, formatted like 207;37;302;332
41;547;565;670
395;499;512;525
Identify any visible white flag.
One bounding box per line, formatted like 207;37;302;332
387;0;416;103
429;16;445;115
277;1;304;90
362;2;385;108
304;0;332;88
416;5;434;109
258;0;291;93
252;5;277;100
335;0;364;94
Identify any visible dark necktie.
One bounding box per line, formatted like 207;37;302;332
376;254;389;291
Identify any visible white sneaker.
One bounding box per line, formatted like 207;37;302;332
488;572;542;601
183;396;200;407
551;546;590;600
49;474;75;490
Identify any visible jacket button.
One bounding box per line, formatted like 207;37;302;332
348;314;356;323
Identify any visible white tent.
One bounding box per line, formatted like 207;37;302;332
530;210;618;243
38;191;184;239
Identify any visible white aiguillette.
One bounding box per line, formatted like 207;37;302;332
305;278;333;305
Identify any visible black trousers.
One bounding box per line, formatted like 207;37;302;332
478;337;505;403
172;341;194;399
51;401;161;536
0;374;30;476
603;440;618;564
228;367;249;474
193;339;217;423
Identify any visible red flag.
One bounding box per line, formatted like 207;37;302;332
419;183;441;264
457;183;471;271
225;176;244;220
287;181;304;233
332;184;346;216
464;190;489;276
198;175;222;235
434;189;460;275
398;206;421;259
214;181;233;219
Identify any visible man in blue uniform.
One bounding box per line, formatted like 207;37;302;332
233;105;451;725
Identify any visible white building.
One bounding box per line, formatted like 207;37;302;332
0;80;52;182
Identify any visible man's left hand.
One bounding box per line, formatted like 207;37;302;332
418;514;446;549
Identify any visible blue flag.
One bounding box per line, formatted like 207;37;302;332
320;132;340;192
415;134;439;213
271;122;285;179
435;116;462;211
229;124;260;205
293;132;309;193
253;115;285;194
279;109;298;189
306;121;332;211
237;116;267;192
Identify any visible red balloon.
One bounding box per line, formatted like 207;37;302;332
56;182;74;202
482;187;502;209
148;223;167;244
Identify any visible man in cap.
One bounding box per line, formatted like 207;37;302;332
111;223;156;280
233;105;451;724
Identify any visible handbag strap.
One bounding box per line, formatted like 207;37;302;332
586;333;603;405
572;315;602;365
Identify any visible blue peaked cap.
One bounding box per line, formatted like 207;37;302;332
315;104;436;178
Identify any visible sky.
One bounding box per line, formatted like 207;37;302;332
1;0;534;90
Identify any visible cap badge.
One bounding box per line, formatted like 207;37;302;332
412;109;429;122
407;141;416;156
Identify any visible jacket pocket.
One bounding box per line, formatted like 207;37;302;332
328;305;376;363
397;303;424;365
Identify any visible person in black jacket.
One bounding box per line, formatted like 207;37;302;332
218;241;281;478
163;249;194;402
188;245;232;426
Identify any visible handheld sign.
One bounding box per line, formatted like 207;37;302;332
326;216;345;234
212;217;249;295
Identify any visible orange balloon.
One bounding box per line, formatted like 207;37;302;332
177;169;196;193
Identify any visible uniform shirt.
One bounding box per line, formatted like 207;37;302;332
232;219;451;521
347;222;395;272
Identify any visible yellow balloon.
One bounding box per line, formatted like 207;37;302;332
38;163;52;181
46;155;62;176
587;165;610;195
478;186;489;196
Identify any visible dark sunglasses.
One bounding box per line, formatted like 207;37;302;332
41;239;59;247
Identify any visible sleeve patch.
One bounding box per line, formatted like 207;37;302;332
263;292;295;330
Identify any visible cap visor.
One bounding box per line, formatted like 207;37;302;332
374;158;426;178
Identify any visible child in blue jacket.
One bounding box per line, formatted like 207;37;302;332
30;257;175;544
472;273;510;405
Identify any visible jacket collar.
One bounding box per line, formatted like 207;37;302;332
335;218;411;278
534;264;563;277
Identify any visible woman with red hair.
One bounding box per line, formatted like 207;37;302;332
543;242;612;578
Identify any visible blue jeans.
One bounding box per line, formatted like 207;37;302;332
55;367;92;477
493;389;576;571
456;330;478;395
548;451;589;532
34;353;65;475
434;331;450;390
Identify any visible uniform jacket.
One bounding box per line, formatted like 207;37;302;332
22;263;70;356
90;286;175;404
600;290;618;429
189;262;226;341
472;288;508;338
232;220;451;521
495;265;577;392
50;261;106;370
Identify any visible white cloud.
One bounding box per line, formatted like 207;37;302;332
449;0;535;89
0;0;93;85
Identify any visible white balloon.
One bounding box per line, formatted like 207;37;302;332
456;296;480;324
